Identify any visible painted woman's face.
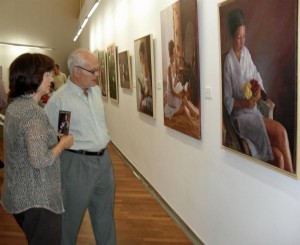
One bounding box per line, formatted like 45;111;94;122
233;25;246;54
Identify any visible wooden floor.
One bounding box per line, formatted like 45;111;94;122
0;142;193;245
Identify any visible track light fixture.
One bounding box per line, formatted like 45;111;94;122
73;0;100;42
0;41;54;50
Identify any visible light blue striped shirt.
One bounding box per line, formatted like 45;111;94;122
44;79;110;152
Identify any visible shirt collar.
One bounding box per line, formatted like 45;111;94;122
67;78;90;97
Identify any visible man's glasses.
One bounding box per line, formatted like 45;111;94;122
76;66;99;76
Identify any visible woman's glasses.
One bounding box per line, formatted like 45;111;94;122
46;71;53;77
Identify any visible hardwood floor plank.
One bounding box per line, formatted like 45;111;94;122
0;142;193;244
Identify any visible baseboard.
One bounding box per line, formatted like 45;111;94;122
110;142;205;245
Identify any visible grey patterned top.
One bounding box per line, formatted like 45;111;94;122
1;95;64;214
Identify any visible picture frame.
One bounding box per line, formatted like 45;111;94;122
98;50;108;100
160;0;201;139
219;0;298;178
58;110;71;136
106;43;119;103
118;50;132;90
134;34;155;118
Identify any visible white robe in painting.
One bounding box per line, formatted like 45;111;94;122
223;47;273;161
164;70;183;119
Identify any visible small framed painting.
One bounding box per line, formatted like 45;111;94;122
58;110;71;135
98;50;108;100
118;50;132;90
106;43;119;103
134;34;155;118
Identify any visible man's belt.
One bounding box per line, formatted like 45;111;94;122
66;148;105;156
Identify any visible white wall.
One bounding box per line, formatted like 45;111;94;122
0;0;79;90
79;0;300;244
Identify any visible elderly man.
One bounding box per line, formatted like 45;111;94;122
45;49;116;245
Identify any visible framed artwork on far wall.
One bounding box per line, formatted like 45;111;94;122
107;43;119;103
160;0;201;139
219;0;299;178
98;50;108;100
134;34;155;118
119;50;132;90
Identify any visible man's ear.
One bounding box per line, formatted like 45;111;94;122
73;67;80;77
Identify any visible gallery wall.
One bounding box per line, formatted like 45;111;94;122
78;0;300;244
0;0;79;90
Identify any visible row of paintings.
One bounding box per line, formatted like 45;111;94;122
97;34;156;118
96;0;201;139
95;0;299;179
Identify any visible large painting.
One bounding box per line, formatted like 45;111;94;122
161;0;201;139
134;34;155;118
219;0;298;178
119;50;132;90
98;50;108;100
107;43;119;103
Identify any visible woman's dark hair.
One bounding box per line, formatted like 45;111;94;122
9;53;54;99
228;8;245;37
168;40;175;58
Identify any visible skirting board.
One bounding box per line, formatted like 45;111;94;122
110;142;205;245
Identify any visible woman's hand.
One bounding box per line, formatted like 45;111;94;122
252;84;261;102
235;99;255;109
52;134;74;157
179;90;186;99
243;99;256;109
59;134;74;150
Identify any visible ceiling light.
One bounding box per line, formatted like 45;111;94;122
87;1;99;18
73;0;100;42
0;41;54;50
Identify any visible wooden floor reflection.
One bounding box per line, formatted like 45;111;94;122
0;142;193;245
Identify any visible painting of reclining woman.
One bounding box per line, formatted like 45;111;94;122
161;0;201;139
219;0;298;176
